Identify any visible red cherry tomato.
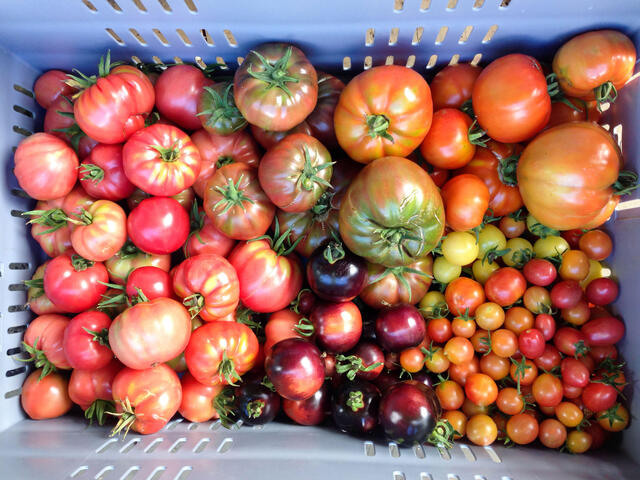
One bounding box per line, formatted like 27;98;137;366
484;268;527;307
581;316;625;346
550;280;583;309
535;314;556;341
523;258;557;286
585;278;619;306
518;329;546;359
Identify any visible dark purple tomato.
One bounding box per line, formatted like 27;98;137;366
585;278;619;306
266;338;325;401
410;372;436;389
375;304;426;352
378;382;441;445
322;352;341;386
294;289;317;315
306;241;367;302
332;379;380;434
310;301;362;353
374;371;403;392
550;280;583;309
282;381;331;426
236;382;281;425
335;341;384;381
523;258;557;286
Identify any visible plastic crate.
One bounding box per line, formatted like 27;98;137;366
1;1;639;479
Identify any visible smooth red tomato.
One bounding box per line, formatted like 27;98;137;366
499;214;526;239
582;382;618;414
14;132;78;200
561;357;590;388
126;186;194;212
334;65;432;163
581;316;625;346
554;327;589;357
430;63;482;110
191;128;260;198
155;64;213;131
496;387;524;415
111;364;181;435
307;71;344;148
105;241;171;285
535;344;563;371
178;371;224;423
128;197;190;254
466;414;497;446
79;143;135;201
427;317;452;343
311;301;362;353
125;266;173;302
445;277;485;316
109;298;191;370
63;311;112;370
465;373;498;406
185;321;259;386
562;228;585;249
523;258;557;286
550;280;583;309
473;54;550;143
441;174;490;232
507;413;539;445
69;199;127;262
72;63;155;144
183;205;235;258
228;238;303;313
532;373;564;407
535;314;556;341
448;356;479;387
579;229;613;261
419;109;475;169
585;278;619;305
68;359;122;415
518;329;545;359
44;254;108;312
484;268;527;307
23;314;71;374
34;70;77;108
21;370;72;420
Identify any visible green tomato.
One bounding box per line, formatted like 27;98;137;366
442;231;479;266
472;259;500;284
526;214;559;239
533;235;570;261
433;256;462;284
419;291;449;318
502;237;534;268
477;224;507;261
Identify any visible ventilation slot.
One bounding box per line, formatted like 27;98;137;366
446;0;458;9
7;347;22;356
94;466;115;479
173;56;184;64
96;438;118;454
105;28;125;45
119;438;140;453
388;442;400;458
216;57;228;68
9;304;28;313
8;283;27;291
175;467;193;480
420;0;431;11
147;466;166;480
4;388;21;399
393;0;404;12
473;0;485;8
385;55;394;65
129;28;147;45
193;438;210;453
132;0;147;12
365;28;375;46
412;26;424;45
427;54;438;68
7;325;27;335
482;25;498;43
201;29;214;46
157;0;172;12
484;446;502;463
459;25;473;43
343;56;351;70
413;443;425;458
460;444;477;461
13;84;34;97
176;28;192;45
9;262;29;270
223;29;237;46
131;55;142;65
184;0;197;12
389;27;399;45
471;53;483;66
6;367;26;377
144;438;164;453
168;438;187;453
217;438;233;454
406;55;416;68
13;106;34;118
500;0;512;6
435;26;448;45
106;0;122;11
121;466;140;480
364;441;375;456
70;466;89;478
393;472;406;480
194;56;206;69
80;0;97;12
236;57;244;66
364;56;373;70
449;54;460;65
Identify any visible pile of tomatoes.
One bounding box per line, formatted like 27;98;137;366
14;30;635;454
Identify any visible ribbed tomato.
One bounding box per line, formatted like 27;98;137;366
183;204;236;258
197;81;247;135
80;143;136;200
69;199;127;262
68;359;122;414
23;314;71;376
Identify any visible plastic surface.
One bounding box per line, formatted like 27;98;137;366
1;1;640;479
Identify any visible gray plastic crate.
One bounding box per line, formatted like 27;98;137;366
1;1;639;479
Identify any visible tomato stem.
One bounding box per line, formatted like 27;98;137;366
218;350;241;386
23;208;69;234
323;240;345;264
298;146;334;191
613;170;639;196
427;420;457;448
216;156;235;169
497;154;520;187
213;174;255;214
197;83;247;132
183;293;205;319
82;327;111;348
213;387;237;428
18;337;57;379
335;354;382;381
467;120;489;147
594;81;618;112
85;399;116;426
150;142;181;163
79;163;105;184
71;254;94;272
108;397;137;439
365;114;394;143
346;391;364;412
246;399;265;419
294;317;315;337
246;46;300;98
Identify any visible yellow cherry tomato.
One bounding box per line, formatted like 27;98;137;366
502;237;533;268
419;291;448;318
477;224;507;260
442;231;479;266
433;256;462;284
472;259;500;284
533;235;570;261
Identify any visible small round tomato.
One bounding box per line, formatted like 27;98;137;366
523;286;552;315
399;347;426;374
472;259;500;285
507;413;539;445
566;430;592;454
597;404;629;432
68;359;122;420
581;382;618;413
554;327;589;357
63;311;112;370
510;358;538;388
128;197;190;254
423;346;450;374
559;250;590;281
419;109;475;169
496;387;524;415
21;370;72;420
427;317;453;344
532;373;563;407
23;314;71;375
466;414;497;446
535;344;563;371
125;266;172;302
441;174;490;232
183;205;236;258
34;69;77;108
442;410;467;439
105;241;171;285
561;299;590;326
533;235;570;261
449;357;480;386
444;337;474;365
556;401;584;427
436;380;465;411
484;268;526;307
585;278;619;306
479;352;510;380
445;277;485;316
178;371;224;423
550;280;583;309
499;214;526;239
430;63;482;110
442;231;479;266
519;329;545;359
579;229;613;261
581;316;625;346
523;258;557;286
491;328;518;358
504;307;534;335
433;256;462;284
474;302;505;331
266;338;325;401
535;314;556;341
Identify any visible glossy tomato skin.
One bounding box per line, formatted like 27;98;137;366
546;97;601;130
251;121;313;150
204;162;275;240
155;65;213;131
68;359;122;410
420;109;475;170
44;255;108;313
332;379;380;434
349;342;385;381
581;316;625;346
23;314;71;371
307;72;344;148
63;311;112;370
70;199;127;262
14;133;78;200
178;371;223;423
123;124;201;196
74;65;155;144
518;122;622;230
335;65;432;163
264;308;305;356
518;329;546;359
554;327;588;357
282;381;331;426
561;357;590;388
80;143;136;200
197;81;247;135
473;54;550;143
190;128;261;198
183;206;236;258
234;43;317;131
127;186;194;211
111;364;181;435
236;382;281;426
125;266;172;301
228;239;303;313
26;262;63;315
21;370;72;420
430;63;482;110
185;321;259;386
523;258;557;286
34;70;76;108
484;268;527;307
109;298;192;370
360;255;433;309
442;174;490;232
259;133;333;212
306;242;367;302
311;301;363;353
128;197;190;254
553;30;636;100
585;278;619;305
339;157;445;267
376;304;426;352
445;277;486;316
105;241;171;285
582;382;618;413
266;338;325;401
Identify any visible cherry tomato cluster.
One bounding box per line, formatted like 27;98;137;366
15;31;633;453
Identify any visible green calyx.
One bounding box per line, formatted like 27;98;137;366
18;337;56;379
374;226;421;259
527;215;559;239
197;83;247;133
613;170;639;196
235;305;263;336
66;50;123;92
183;293;205;319
23;207;68;234
213;174;255;214
108;397;136;439
510;356;532;394
218;350;241;386
346;391;365;412
117;241;143;260
497;154;520;187
213;387;237;429
85;399;116;426
82;327;111;348
335;354;383;381
427;419;457;449
460;99;475;118
247;46;299;98
510;248;534;269
311;190;335;220
216;156;235;169
483;245;511;265
298;146;334;192
293;317;315;337
594;81;618;112
187;200;206;246
250;217;301;257
246;399;265;419
150;142;181;163
467;120;489;147
419;301;449;320
365;114;394;142
323;240;345;264
369;265;432;303
71;254;94;272
79;163;105;184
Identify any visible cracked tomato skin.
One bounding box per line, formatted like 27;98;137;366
334;65;433;164
234;43;318;132
339;156;444;267
553;30;636;101
111;364;181;435
74;65;155;145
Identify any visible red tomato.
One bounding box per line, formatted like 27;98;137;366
183;205;236;258
561;357;590;388
34;70;77;108
111;364;181;435
523;258;557;286
127;197;190;254
44;254;108;312
445;277;486;316
228;238;303;313
266;338;325;400
444;337;474;366
535;314;556;341
178;371;224;423
585;278;619;306
484;268;526;307
251;121;313;150
465;373;498;406
172;254;240;321
69;199;127;262
21;370;72;420
427;317;452;344
14;133;78;200
535;344;563;371
554;327;589;357
532;373;563;407
550;280;583;309
581;316;625;346
579;229;613;261
191;128;261;198
185;321;259;386
80;143;136;200
23;314;71;374
26;198;75;258
546;97;601;129
63;311;112;370
449;357;479;386
123;124;201;196
68;359;122;415
282;381;331;426
436;380;465;411
204;162;275;240
562;228;585;249
155;65;213;131
472;54;550;143
310;301;362;353
430;63;482;110
26;261;63;315
109;298;191;370
518;329;546;359
419;109;475;169
334;65;433;163
125;266;173;302
127;186;195;212
441;174;490;231
105;241;171;285
582;382;618;413
589;344;618;364
306;71;344;148
507;413;539;445
72;62;155;144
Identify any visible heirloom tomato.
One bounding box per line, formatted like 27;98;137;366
80;143;136;200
